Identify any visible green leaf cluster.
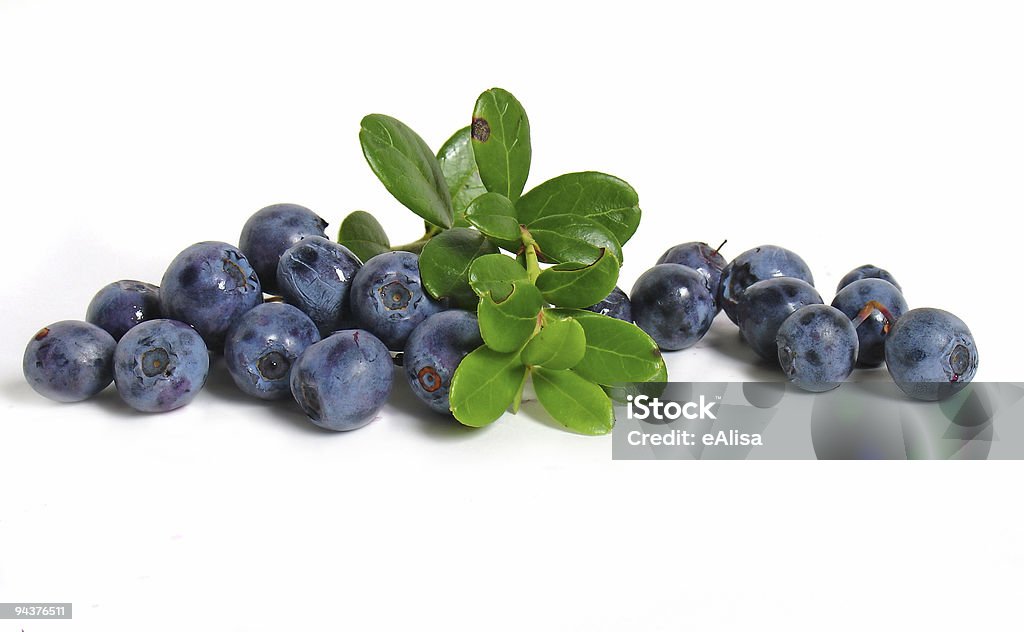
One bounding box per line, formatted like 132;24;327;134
340;88;663;434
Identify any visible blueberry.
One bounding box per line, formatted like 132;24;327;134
656;241;727;301
223;303;321;400
160;241;263;350
113;319;210;412
737;277;823;362
238;203;328;295
719;245;815;325
290;329;393;431
86;280;162;341
349;251;444;350
776;305;858;392
276;236;363;336
885;308;979;401
631;264;717;351
831;279;908;367
836;264;901;293
404;310;483;414
23;320;116;402
583;286;632;322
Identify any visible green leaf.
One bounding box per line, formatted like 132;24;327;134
534;249;620;308
472;88;531;202
337;210;390;262
605;361;668;403
450;347;527;427
437;126;486;227
465;192;522;249
517;172;641;245
419;228;497;309
478;282;543;353
549;309;666;386
533;368;614;435
468;253;529;299
360;114;454;229
527;214;623;265
521;316;586;370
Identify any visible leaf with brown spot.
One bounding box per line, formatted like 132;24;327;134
471;88;532;203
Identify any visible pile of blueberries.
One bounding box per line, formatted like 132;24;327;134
22;204;473;431
605;242;978;400
22;204;980;433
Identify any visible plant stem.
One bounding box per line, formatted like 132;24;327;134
511;368;530;414
520;225;541;283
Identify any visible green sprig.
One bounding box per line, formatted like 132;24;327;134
346;88;663;434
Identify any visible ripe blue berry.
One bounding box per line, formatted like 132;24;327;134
719;245;815;325
160;241;263;350
238;203;328;295
885;308;979;401
831;279;908;367
656;241;727;300
276;236;362;336
836;264;901;293
737;277;822;362
224;303;321;400
113;319;210;412
583;286;632;322
290;329;394;431
23;320;116;402
631;264;716;351
777;305;858;392
86;280;162;341
404;310;483;415
350;251;443;350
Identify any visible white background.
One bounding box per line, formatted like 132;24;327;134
2;1;1023;630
